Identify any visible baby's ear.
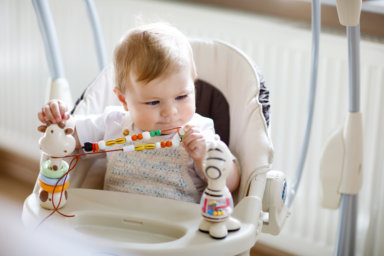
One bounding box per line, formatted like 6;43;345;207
113;86;120;95
114;87;128;111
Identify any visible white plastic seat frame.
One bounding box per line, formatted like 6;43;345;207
23;39;275;256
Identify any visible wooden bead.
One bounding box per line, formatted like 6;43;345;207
106;140;115;146
115;138;126;144
145;144;156;149
92;143;99;152
135;145;145;151
142;132;151;140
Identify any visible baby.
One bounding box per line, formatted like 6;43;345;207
38;22;239;203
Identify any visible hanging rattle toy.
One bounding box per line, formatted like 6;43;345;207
38;121;76;210
199;136;241;239
81;128;184;153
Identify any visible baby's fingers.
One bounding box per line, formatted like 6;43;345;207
185;137;206;160
49;101;64;123
183;132;202;147
58;101;69;120
42;105;56;124
37;111;46;124
187;138;205;151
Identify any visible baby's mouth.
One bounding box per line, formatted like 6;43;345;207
158;121;177;128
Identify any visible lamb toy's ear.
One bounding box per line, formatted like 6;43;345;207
38;125;47;133
65;128;73;135
37;121;53;133
58;121;65;129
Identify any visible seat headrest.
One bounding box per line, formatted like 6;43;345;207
191;39;273;199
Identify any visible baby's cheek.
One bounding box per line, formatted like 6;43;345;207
183;101;196;122
133;109;158;130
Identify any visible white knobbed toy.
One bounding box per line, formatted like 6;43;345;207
37;121;76;209
199;137;241;239
38;121;76;170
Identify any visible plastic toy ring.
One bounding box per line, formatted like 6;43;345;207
39;173;70;186
39;179;70;193
41;160;69;179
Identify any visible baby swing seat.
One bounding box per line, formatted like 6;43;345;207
23;39;288;256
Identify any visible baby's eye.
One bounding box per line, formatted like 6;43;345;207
175;95;188;100
146;100;160;106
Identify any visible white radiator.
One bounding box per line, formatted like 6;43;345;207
1;0;383;255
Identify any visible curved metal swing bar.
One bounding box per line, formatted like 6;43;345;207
285;0;321;208
32;0;107;80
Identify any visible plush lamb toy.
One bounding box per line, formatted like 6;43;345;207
37;121;76;209
199;137;241;239
38;121;76;170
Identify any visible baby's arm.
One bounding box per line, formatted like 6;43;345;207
182;125;240;192
225;160;240;192
38;99;81;149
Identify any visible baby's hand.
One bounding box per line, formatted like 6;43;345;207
38;99;70;126
182;125;207;164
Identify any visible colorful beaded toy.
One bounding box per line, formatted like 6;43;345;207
82;127;183;153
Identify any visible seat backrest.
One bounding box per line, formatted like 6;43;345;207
190;39;273;200
70;39;273;201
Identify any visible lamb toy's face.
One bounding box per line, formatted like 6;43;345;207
38;123;76;157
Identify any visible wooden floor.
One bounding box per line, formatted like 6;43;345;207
0;172;34;206
0;148;291;256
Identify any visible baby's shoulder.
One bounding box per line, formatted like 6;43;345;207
103;106;127;123
189;113;214;129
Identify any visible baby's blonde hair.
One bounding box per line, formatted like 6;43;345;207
114;22;197;92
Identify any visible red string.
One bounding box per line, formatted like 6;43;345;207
161;126;181;134
36;156;79;229
35;126;182;229
50;156;79;216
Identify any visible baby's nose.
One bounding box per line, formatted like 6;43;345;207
161;105;177;118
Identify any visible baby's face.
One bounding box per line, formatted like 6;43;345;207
123;67;196;132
